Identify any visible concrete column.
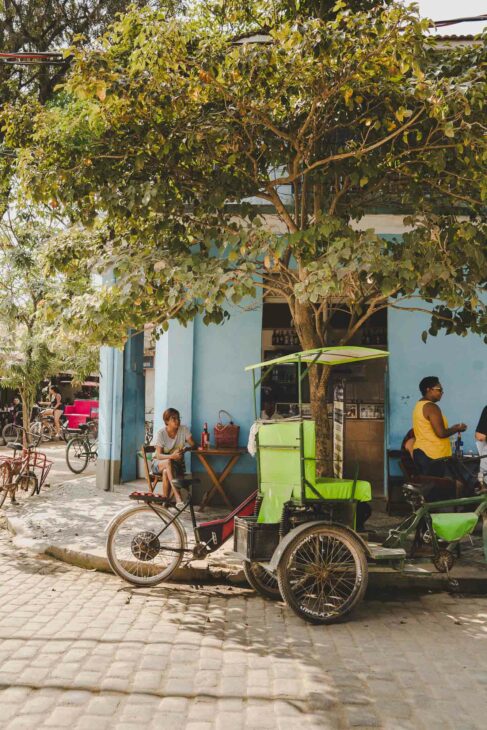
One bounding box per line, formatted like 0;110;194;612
96;346;124;490
153;321;194;469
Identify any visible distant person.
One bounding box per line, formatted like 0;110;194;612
412;376;467;485
152;408;195;506
475;405;487;486
11;397;22;423
43;386;65;437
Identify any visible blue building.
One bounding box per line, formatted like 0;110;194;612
96;214;486;502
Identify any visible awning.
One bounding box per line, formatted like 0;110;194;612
245;346;388;371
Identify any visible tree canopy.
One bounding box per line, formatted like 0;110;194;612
0;213;98;430
2;0;486;464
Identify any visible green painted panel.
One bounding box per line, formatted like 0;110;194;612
312;478;371;502
257;485;295;524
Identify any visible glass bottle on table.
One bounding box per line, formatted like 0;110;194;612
455;432;464;459
201;422;210;449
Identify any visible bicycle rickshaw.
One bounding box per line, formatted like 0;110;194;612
106;346;487;625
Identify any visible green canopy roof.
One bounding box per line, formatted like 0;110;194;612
245;346;388;371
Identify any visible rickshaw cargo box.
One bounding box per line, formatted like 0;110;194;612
234;516;280;561
214;410;240;448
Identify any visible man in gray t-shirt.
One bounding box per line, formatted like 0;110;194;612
152;408;195;505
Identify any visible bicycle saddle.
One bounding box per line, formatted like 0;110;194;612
401;483;425;505
10;442;23;451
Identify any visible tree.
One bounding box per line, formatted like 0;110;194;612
0;214;98;438
0;0;158;211
5;1;487;469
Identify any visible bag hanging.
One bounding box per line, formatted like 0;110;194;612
214;409;240;448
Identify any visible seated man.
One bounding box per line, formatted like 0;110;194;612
152;408;195;505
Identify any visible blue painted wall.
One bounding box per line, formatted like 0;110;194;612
388;305;486;452
191;297;263;474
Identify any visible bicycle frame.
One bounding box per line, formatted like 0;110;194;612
384;494;487;553
132;489;257;558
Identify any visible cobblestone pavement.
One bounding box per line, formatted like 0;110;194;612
0;530;486;730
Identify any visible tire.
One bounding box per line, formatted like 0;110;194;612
30;420;54;443
276;525;368;625
0;462;13;508
106;504;186;586
2;423;21;445
13;472;38;503
244;561;281;600
66;437;89;474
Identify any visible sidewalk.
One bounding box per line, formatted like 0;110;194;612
2;475;487;593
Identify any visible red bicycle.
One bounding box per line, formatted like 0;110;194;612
0;430;53;507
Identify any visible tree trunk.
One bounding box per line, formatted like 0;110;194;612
20;386;34;447
291;300;332;475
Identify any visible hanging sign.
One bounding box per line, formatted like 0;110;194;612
333;379;345;478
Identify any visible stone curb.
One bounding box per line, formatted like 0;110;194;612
4;510;486;593
3;510;243;583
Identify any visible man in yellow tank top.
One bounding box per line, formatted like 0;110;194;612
412;376;467;486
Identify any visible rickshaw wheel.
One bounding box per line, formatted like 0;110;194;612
277;524;368;625
243;561;281;601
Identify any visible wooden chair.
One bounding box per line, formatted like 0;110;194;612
140;445;162;493
398;429;458;499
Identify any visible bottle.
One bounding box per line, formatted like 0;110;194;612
201;422;210;449
455;432;464;459
271;330;276;346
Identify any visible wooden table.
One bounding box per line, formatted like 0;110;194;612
193;447;247;510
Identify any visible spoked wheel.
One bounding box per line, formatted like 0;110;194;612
433;549;455;574
2;423;21;445
277;525;368;625
0;462;13;508
66;437;89;474
12;472;38;504
106;504;186;586
30;420;54;443
244;561;281;600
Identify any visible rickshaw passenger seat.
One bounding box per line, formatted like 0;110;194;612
256;420;372;524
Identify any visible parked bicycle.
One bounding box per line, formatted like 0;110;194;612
106;477;256;587
0;428;53;507
65;422;98;474
1;401;24;445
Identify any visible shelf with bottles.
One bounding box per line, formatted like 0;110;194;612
361;327;387;348
270;328;300;349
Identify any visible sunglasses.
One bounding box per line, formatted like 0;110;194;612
431;387;443;392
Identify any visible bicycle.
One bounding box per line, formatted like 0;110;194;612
106;478;257;587
0;429;53;508
383;483;487;575
65;422;98;474
30;409;70;443
2;409;24;445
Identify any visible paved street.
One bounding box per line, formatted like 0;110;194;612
0;529;486;730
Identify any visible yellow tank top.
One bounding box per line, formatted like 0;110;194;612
412;400;452;459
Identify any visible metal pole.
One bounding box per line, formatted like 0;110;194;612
252;370;257;421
